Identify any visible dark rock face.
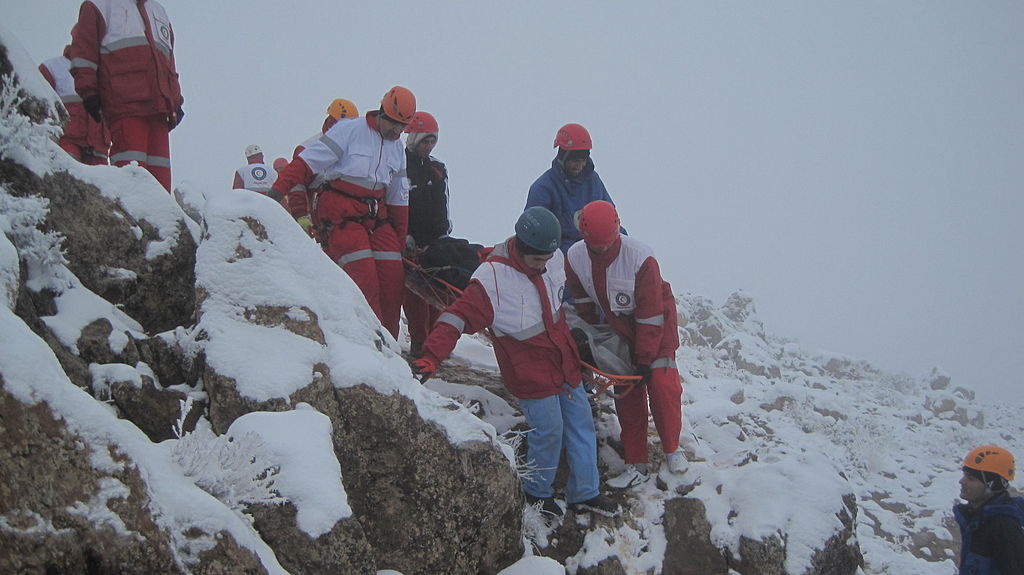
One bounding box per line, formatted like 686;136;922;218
0;380;263;575
331;385;524;575
663;497;729;575
663;495;863;575
247;502;375;575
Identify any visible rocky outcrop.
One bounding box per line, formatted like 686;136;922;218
0;381;263;575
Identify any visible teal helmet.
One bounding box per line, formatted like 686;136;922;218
515;207;561;253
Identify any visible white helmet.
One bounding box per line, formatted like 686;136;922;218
245;144;262;157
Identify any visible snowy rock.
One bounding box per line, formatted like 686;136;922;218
928;368;951;390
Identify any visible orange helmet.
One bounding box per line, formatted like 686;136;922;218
327;98;358;120
405;111;438;134
578;200;620;248
554;123;592;151
380;86;416;124
963;445;1016;486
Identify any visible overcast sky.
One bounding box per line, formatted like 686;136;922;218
4;1;1022;405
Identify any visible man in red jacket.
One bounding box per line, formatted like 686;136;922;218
39;43;110;165
69;0;184;192
565;200;686;489
271;87;413;340
414;207;618;518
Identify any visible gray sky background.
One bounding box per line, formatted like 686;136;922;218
4;1;1023;405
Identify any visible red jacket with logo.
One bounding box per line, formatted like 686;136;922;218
565;235;679;366
422;239;583;399
39;54;110;154
69;0;183;124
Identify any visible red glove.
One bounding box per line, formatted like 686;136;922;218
413;357;437;383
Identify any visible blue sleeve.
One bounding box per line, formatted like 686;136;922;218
526;173;554;211
591;172;626;235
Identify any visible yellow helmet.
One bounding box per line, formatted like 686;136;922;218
327;98;359;120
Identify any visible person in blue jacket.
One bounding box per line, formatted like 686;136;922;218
526;123;621;253
953;444;1024;575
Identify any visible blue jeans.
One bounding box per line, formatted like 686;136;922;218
519;383;600;504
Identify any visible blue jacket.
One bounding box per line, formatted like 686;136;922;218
526;157;616;253
954;492;1024;575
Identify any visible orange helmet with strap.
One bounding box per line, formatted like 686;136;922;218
380;86;416;123
963;445;1016;489
554;123;592;151
405;111;438;134
327;98;358;120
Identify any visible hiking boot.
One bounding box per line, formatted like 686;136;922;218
571;494;619;518
666;448;688;474
524;493;564;517
606;464;650;489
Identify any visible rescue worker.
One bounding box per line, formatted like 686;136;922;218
69;0;184;192
39;42;110;165
565;201;686;488
271;87;412;340
292;98;360;159
285;98;361;238
402;111;451;357
954;445;1024;574
232;144;277;195
526;123;619;253
414;207;619;518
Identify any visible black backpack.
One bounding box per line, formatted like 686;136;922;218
416;237;483;291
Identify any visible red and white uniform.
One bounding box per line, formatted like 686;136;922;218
422;239;583;399
272;112;409;339
39;54;110;165
232;162;277;194
69;0;183;191
565;235;682;464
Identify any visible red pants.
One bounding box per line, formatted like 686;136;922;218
109;115;171;191
403;286;440;354
615;365;683;464
323;220;404;340
59;140;108;165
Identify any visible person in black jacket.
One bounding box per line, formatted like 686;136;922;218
953;444;1024;575
403;112;451;357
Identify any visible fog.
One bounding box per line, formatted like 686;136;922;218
4;0;1022;405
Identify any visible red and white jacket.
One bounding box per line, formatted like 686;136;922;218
565;235;679;367
69;0;183;124
39;54;110;153
422;239;583;399
273;113;409;239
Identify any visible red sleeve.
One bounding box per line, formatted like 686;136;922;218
68;1;104;100
390;204;408;242
270;158;315;217
232;171;244;189
566;258;600;324
421;279;495;363
633;256;666;365
38;64;56;89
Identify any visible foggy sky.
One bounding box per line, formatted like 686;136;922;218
3;1;1022;405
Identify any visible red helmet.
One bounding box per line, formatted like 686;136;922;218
273;157;288;171
380;86;416;124
578;200;620;248
554;123;592;151
405;111;438;134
